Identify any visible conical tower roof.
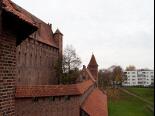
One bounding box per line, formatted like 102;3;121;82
88;54;98;66
54;29;63;35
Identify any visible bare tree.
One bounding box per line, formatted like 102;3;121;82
98;69;112;89
62;45;81;73
60;45;82;84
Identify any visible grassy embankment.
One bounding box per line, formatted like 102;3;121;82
108;87;154;116
126;87;154;103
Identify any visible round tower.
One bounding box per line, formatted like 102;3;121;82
53;29;63;58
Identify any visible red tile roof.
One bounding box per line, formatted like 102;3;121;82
16;80;94;98
81;65;96;82
2;0;59;48
1;0;37;28
88;54;98;66
81;88;108;116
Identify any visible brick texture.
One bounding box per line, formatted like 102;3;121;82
15;96;80;116
15;80;96;116
16;37;59;86
0;32;16;115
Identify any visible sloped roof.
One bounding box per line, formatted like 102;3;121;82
81;88;108;116
2;0;59;48
86;68;96;82
81;65;96;82
88;54;98;66
16;80;94;98
1;0;37;28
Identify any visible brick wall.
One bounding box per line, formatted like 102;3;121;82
15;80;96;116
0;32;16;115
16;37;59;86
15;82;96;116
16;96;80;116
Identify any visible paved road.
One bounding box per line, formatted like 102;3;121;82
120;88;154;112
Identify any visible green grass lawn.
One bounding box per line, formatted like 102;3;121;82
108;88;154;116
126;87;154;103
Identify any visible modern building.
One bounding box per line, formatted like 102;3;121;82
0;0;108;116
122;70;154;87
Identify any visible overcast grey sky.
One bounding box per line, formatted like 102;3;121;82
12;0;154;69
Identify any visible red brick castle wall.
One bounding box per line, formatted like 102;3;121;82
16;37;59;86
16;96;80;116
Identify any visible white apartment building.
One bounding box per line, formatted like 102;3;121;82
122;70;154;87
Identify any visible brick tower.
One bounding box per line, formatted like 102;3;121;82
54;29;63;58
87;54;98;81
53;29;63;83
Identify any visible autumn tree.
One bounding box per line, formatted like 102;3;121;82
111;66;124;87
98;66;124;88
126;65;136;71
